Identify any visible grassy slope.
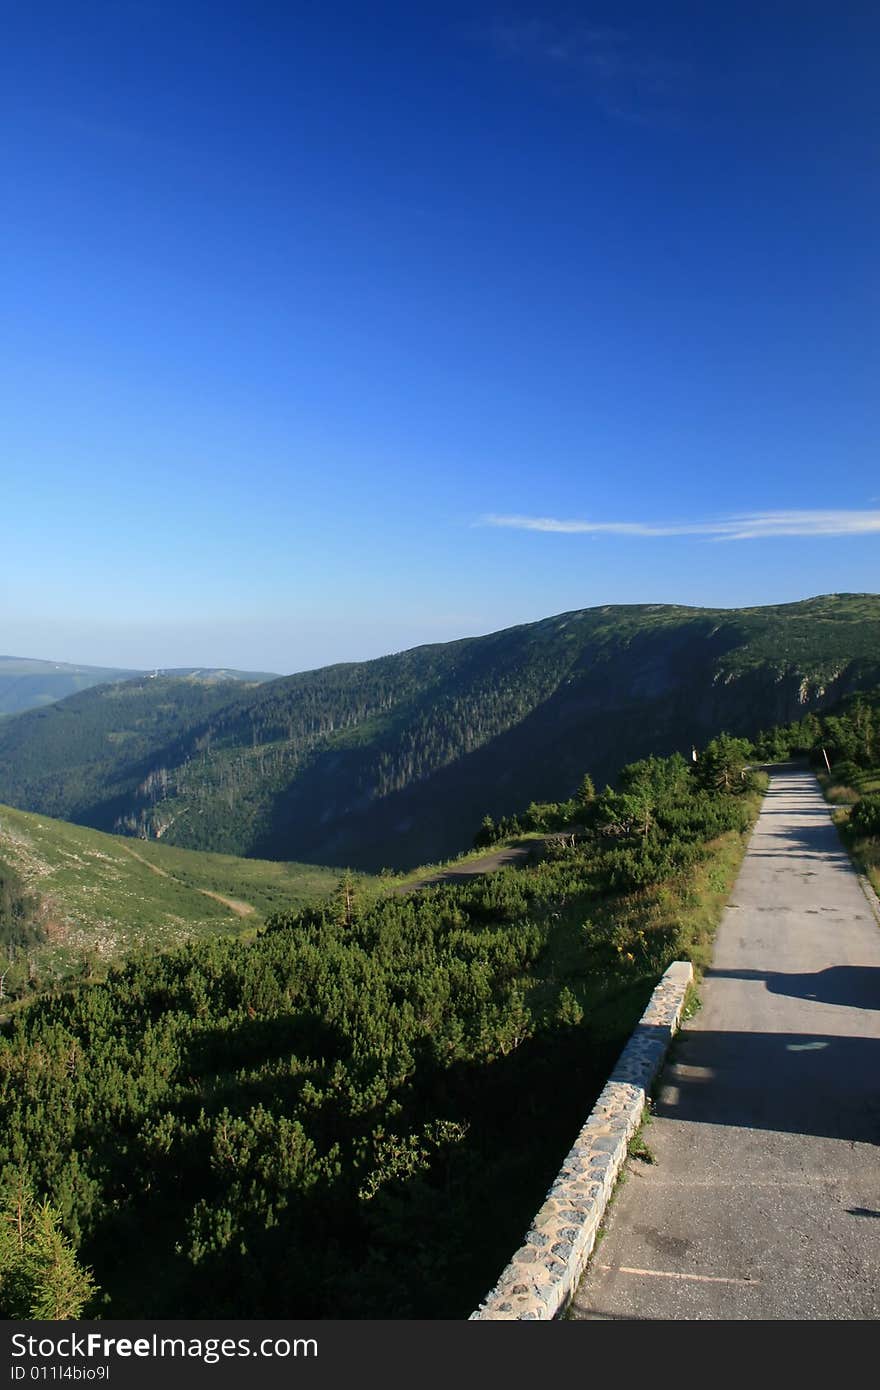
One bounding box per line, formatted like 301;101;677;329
820;767;880;898
0;803;345;983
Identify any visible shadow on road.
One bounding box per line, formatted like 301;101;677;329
655;1027;880;1144
706;965;880;1011
746;823;852;867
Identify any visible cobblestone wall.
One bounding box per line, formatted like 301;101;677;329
470;960;693;1320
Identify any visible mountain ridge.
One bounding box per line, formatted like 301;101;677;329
0;593;877;869
0;656;279;716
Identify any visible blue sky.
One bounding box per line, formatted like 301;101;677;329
3;1;878;672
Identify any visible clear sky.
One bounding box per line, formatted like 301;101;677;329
3;1;878;673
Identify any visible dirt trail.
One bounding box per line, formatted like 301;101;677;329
119;844;255;918
194;888;254;918
120;844;173;880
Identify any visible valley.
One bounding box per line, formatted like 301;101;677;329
0;605;877;1321
0;594;877;871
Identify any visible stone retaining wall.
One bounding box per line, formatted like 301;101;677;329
858;872;880;927
470;959;693;1320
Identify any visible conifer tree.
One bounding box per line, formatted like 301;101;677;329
0;1174;97;1319
333;871;357;928
577;773;596;804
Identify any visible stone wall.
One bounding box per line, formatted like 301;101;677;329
470;959;693;1320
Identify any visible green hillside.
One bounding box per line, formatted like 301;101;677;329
0;804;345;993
0;742;764;1317
2;689;878;1318
0;594;878;870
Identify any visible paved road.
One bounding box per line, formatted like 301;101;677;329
570;766;880;1321
393;839;544;894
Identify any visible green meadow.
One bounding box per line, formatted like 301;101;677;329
0;803;346;988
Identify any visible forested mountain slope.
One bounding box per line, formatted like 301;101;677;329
0;594;877;870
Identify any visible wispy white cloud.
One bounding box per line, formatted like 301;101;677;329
480;18;684;125
479;511;880;541
487;18;626;67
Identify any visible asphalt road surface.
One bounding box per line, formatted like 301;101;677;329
570;766;880;1321
394;839;541;894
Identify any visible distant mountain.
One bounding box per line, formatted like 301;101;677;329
0;594;877;870
155;667;280;681
0;657;140;715
0;656;278;716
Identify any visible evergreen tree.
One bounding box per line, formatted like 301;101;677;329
0;1174;97;1319
333;871;358;928
577;773;596;805
696;734;752;793
474;815;497;849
